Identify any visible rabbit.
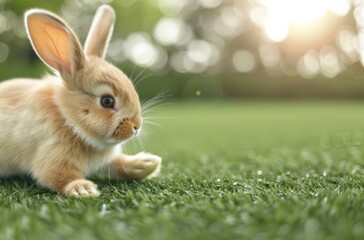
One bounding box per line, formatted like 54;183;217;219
0;5;162;197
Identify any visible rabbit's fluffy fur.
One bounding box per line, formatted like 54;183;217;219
0;5;161;197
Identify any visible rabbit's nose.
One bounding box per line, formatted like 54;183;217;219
133;126;140;136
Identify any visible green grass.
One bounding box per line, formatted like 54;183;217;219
0;101;364;240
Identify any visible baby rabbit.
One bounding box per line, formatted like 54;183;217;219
0;5;161;197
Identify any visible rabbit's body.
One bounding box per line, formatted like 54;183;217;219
0;78;47;176
0;5;162;197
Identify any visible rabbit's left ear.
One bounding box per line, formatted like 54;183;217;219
25;9;85;81
84;5;115;58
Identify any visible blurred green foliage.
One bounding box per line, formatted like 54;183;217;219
1;0;364;99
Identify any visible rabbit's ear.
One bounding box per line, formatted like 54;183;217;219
84;5;115;58
25;10;85;80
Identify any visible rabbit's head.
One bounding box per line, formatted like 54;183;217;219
25;5;142;148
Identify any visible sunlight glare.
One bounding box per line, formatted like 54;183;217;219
264;17;289;42
327;0;351;17
258;0;351;42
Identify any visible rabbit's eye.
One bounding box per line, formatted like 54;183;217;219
100;95;115;109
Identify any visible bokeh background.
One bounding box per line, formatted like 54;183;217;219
1;0;364;100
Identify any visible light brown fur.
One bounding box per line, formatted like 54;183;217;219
0;5;161;197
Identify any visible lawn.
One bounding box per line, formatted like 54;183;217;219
0;101;363;240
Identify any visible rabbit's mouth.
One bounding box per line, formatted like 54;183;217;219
112;117;140;141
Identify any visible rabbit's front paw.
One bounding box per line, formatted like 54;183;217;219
63;179;100;197
123;152;162;181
